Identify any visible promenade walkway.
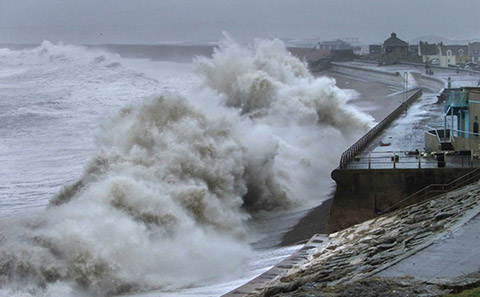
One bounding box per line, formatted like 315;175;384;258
334;61;480;170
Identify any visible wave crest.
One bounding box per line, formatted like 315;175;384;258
195;37;371;132
0;37;373;296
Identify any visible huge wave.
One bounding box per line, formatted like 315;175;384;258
0;38;372;296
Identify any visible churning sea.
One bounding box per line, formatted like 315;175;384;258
0;40;368;296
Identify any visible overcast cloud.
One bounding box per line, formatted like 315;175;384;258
1;0;479;45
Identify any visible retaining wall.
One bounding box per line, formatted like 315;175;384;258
332;62;447;94
410;72;447;93
326;63;454;233
331;62;405;86
325;167;475;233
400;61;480;76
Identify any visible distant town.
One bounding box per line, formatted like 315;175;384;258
286;32;480;72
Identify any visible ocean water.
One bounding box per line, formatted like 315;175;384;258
0;39;371;296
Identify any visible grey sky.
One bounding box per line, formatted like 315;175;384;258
1;0;479;45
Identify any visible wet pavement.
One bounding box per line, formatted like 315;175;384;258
379;213;480;280
335;62;480;170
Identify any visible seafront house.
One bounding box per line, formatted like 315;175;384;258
426;87;480;153
318;39;353;50
468;42;480;63
380;32;409;65
418;42;441;66
369;44;381;56
418;41;479;68
439;44;468;67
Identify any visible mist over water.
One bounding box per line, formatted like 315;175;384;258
0;38;371;296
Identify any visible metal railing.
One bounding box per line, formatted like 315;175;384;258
426;126;455;143
339;88;423;168
349;151;423;169
346;150;478;169
379;167;480;214
399;61;480;76
427;126;480;143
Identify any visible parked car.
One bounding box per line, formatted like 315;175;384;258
430;58;440;65
465;62;480;71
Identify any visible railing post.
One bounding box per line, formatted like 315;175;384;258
393;152;396;169
369;153;371;169
471;150;474;168
418;150;421;168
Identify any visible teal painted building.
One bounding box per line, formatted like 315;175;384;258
426;87;480;152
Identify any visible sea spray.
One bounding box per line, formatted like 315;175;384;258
195;37;371;131
0;38;372;296
1;95;252;296
194;36;372;209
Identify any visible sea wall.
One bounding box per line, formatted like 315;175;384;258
326;62;453;232
331;62;404;86
410;71;446;93
400;61;480;76
325;167;475;233
331;62;447;93
339;89;422;168
254;182;480;297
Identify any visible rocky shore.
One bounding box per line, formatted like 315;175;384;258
249;181;480;297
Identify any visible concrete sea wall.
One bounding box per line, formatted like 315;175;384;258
331;62;405;86
410;71;447;93
400;61;480;77
254;182;480;297
326;167;475;233
326;63;452;232
331;62;447;93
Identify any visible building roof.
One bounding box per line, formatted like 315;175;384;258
419;42;438;55
440;45;468;56
320;39;351;47
469;42;480;57
383;33;408;47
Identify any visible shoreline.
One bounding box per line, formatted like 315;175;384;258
278;71;407;246
279;198;333;246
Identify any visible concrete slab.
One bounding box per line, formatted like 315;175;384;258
222;234;328;297
378;213;480;280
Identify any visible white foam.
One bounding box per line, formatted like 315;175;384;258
0;38;372;296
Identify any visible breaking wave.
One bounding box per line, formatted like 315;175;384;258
0;37;372;296
196;37;370;130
